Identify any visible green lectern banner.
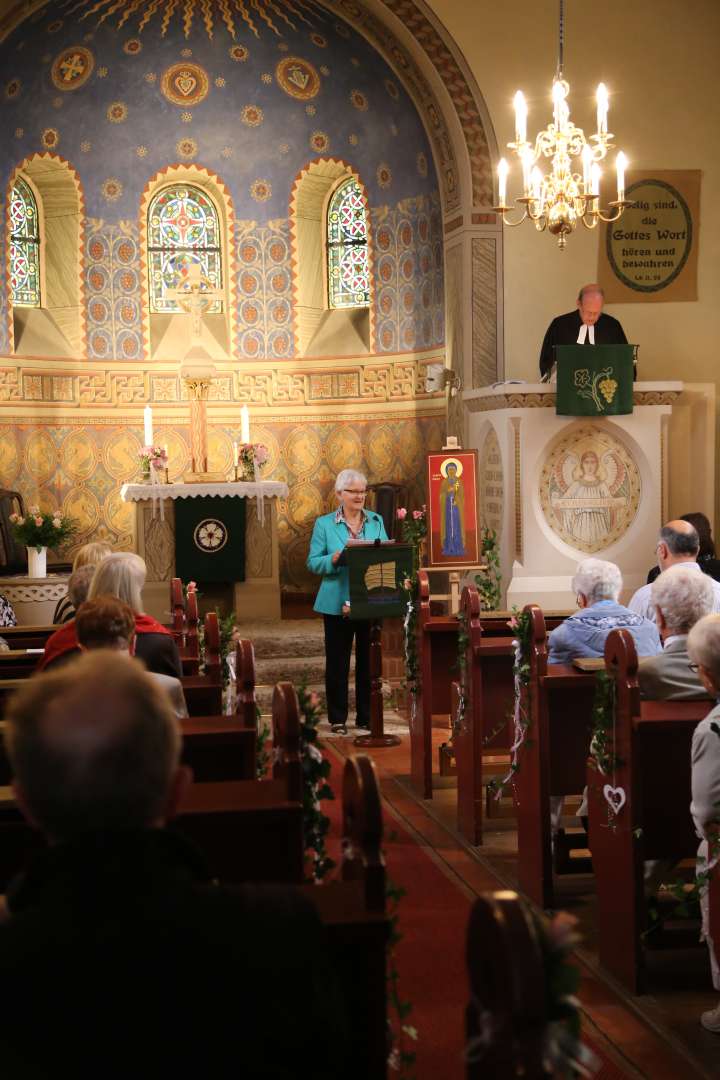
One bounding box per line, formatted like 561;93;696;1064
346;542;414;620
174;495;246;584
555;344;635;417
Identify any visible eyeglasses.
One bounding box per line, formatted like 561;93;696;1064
689;662;700;673
343;489;367;496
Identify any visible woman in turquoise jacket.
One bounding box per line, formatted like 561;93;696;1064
307;469;388;734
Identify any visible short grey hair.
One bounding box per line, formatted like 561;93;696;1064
651;565;714;634
67;564;96;608
335;468;367;494
688;614;720;684
5;651;180;840
578;283;605;303
659;523;700;557
572;558;622;604
88;552;146;613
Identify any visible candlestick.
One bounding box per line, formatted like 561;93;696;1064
520;148;532;196
513;91;527;145
497;158;509;206
233;441;239;468
143;406;153;447
596;83;608;137
591;163;601;197
240;404;250;445
581;145;592;192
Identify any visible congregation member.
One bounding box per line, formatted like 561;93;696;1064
40;552;182;678
547;557;660;665
638;565;714;700
647;512;720;585
630;520;720;622
538;283;628;379
686;615;720;1034
307;469;388;734
0;652;345;1076
52;540;112;623
75;595;188;718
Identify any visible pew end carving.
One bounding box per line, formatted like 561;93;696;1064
341;754;385;914
235;637;258;730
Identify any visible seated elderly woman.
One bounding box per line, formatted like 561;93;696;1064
53;541;112;624
40;552;182;678
548;557;661;664
638;564;715;700
686;614;720;1033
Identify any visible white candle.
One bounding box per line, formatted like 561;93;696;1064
143;406;153;447
520;147;532;196
596;83;608;136
616;151;627;201
530;166;543;203
591;163;601;197
233;441;239;468
240;404;250;444
581;145;592;192
497;158;509;206
552;80;564;129
513;91;527;145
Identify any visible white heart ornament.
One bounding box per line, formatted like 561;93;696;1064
603;784;626;815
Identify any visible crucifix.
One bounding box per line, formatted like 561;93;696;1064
164;262;222;346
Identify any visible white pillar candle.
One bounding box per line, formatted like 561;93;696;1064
513;91;527;145
240;404;250;444
616;151;627;201
520;148;532;196
497;158;509;206
581;145;592;192
233;441;239;467
596;83;608;136
591;163;601;197
143;406;153;447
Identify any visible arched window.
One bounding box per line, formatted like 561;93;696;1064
147;184;223;314
327;178;370;309
9;177;40;307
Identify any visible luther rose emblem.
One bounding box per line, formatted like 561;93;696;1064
194;518;228;553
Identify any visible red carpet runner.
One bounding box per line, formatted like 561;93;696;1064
322;747;628;1080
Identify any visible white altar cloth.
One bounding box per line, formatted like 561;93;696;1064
121;480;288;525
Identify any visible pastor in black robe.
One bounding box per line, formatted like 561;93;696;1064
539;309;628;378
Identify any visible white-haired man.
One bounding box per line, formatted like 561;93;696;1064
548;557;661;665
686;615;720;1033
630;520;720;623
638;565;715;700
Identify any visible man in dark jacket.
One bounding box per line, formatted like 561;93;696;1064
539;282;628;379
0;652;344;1079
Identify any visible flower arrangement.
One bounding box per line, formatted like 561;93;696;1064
537;911;598;1077
9;507;76;553
297;678;335;882
235;442;269;479
475;527;502;611
396;505;427;575
139;444;168;478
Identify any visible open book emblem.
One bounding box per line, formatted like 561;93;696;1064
364;561;397;595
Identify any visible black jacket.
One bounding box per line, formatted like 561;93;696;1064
0;829;346;1079
539;309;628;378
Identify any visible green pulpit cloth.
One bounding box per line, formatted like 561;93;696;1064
347;542;414;620
175;496;245;584
555;344;635;417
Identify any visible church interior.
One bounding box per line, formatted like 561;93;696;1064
0;0;719;1075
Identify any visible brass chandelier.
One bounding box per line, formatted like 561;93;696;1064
493;0;633;250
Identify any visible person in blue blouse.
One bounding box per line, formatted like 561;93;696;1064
307;469;388;734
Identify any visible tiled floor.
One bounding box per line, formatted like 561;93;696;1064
327;723;720;1080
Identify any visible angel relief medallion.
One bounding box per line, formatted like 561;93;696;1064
539;427;641;554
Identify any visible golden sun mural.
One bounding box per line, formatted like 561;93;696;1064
62;0;326;41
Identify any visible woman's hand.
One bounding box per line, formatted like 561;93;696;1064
331;550;343;566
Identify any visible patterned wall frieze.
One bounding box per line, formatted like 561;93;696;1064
0;351;447;410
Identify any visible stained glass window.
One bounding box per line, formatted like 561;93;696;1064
148;185;223;313
327;178;370;309
9;177;40;307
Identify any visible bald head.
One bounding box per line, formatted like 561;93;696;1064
6;651;182;841
577;284;605;326
657;520;700;571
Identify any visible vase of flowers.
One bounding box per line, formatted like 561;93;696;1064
9;507;77;579
139;445;169;482
396;505;428;573
235;442;269;481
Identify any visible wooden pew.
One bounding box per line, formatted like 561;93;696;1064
0;625;55;650
466;890;550;1078
587;629;709;992
0;651;42;679
173;681;304;883
235;636;259;730
180;717;256;783
411;570;458;798
180;610;223;716
516;605;597;909
169;576;186;645
180;586;200;676
452;585;516;844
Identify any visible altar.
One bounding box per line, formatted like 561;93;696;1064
466;381;716;608
121;480;289;621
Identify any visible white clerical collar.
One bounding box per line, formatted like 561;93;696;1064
577;323;595;345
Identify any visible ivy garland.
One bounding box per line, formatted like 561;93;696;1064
475;527;502;612
588;670;621;776
452;607;469;736
296;678;336;882
488;607;533;799
386;876;418;1076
